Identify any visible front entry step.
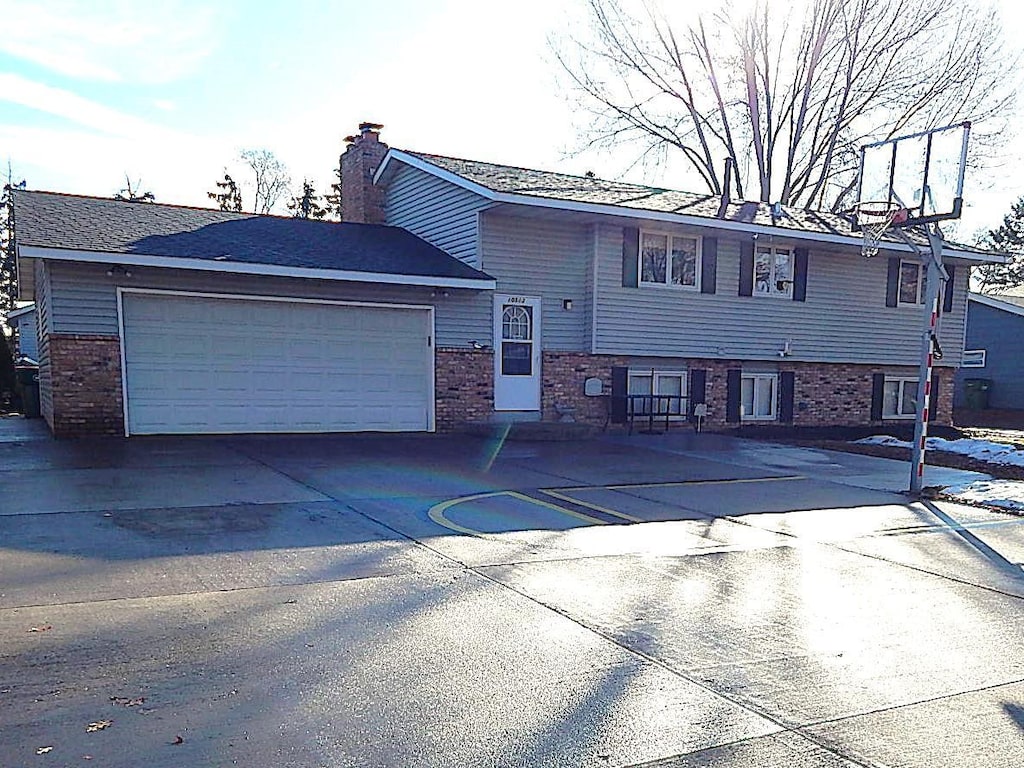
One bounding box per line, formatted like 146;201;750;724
489;411;543;424
459;420;598;442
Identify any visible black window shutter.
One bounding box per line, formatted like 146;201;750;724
942;265;956;314
885;257;900;308
688;368;706;418
610;366;628;424
793;248;808;302
739;242;754;296
622;227;639;288
726;369;741;423
779;371;795;423
930;371;941;418
701;237;718;294
871;373;885;421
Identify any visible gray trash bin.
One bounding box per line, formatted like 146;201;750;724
14;365;40;418
963;378;991;410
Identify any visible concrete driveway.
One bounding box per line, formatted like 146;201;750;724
2;419;1024;767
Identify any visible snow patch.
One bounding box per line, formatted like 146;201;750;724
855;435;1024;467
942;480;1024;512
855;434;1024;511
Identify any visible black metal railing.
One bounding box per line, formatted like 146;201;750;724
614;394;690;434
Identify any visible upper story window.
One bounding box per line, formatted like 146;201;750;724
754;246;793;298
640;232;700;290
899;260;926;305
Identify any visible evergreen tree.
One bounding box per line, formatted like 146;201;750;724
0;163;24;408
287;179;328;220
208;172;243;212
975;196;1024;293
323;163;342;221
1;163;25;314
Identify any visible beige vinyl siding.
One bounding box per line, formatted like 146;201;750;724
383;163;494;269
594;223;967;366
480;211;591;352
44;261;490;350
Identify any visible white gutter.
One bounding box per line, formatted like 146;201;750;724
17;246;497;290
377;149;1004;264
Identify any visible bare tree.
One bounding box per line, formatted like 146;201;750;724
554;0;1015;210
240;149;291;214
113;174;155;203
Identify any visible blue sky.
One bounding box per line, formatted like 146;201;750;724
0;0;581;208
1;0;1021;240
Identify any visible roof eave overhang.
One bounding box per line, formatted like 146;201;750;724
378;150;1005;264
4;302;36;320
969;292;1024;316
15;245;35;301
17;246;496;291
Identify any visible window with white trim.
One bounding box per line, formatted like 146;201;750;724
754;246;793;298
640;232;700;289
898;260;927;305
883;376;918;419
628;369;687;417
741;373;777;420
962;349;986;368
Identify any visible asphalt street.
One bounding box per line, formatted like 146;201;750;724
2;419;1024;767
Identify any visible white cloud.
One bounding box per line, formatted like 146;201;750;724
0;1;223;84
0;73;168;138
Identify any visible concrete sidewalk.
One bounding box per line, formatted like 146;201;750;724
2;429;1022;767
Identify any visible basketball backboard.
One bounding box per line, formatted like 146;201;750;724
856;122;970;226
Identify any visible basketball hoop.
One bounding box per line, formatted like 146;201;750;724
855;201;909;258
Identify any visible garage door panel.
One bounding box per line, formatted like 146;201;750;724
122;294;432;435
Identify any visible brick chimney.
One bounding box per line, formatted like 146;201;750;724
341;122;388;224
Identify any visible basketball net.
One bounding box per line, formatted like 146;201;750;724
855;201;909;258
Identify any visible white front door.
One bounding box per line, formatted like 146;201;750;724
493;295;541;411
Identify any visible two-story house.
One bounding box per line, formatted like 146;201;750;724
13;123;999;437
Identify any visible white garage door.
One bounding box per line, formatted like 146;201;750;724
121;292;433;435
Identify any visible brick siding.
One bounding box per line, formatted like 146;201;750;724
782;361;953;428
435;348;494;430
37;335;955;436
47;334;123;437
541;352;629;424
537;356;954;430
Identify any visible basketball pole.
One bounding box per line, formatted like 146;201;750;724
908;228;947;495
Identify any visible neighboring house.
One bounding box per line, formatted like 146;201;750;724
13;123;1003;437
954;293;1024;409
3;303;37;361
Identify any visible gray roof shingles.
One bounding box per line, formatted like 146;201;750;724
405;151;907;243
12;190;493;282
407;151;1004;260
